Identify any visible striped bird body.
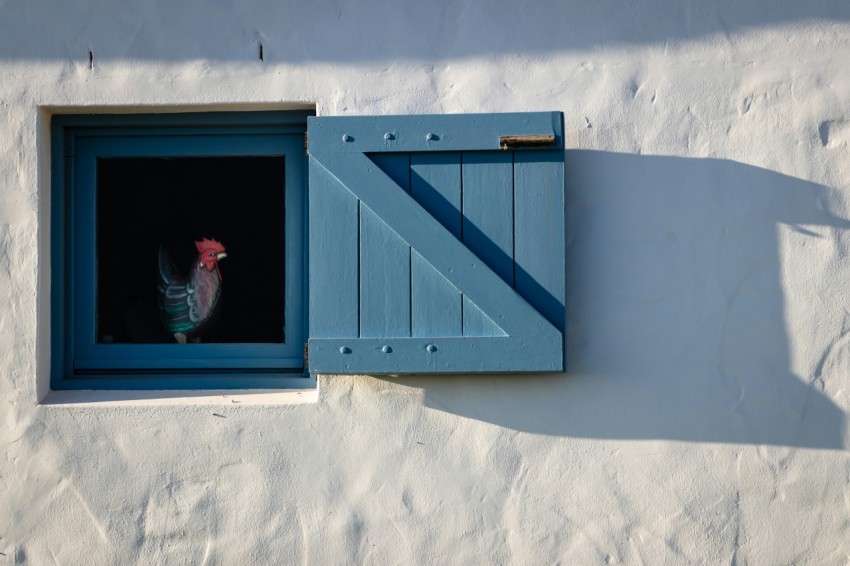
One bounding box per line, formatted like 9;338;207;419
158;239;226;342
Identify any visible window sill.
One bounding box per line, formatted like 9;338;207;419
39;388;318;407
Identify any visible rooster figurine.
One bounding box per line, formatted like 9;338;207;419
158;238;227;344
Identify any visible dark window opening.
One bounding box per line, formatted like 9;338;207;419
96;156;286;344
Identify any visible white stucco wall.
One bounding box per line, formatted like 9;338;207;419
3;1;850;562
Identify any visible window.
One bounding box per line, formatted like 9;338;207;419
51;110;565;390
51;111;311;389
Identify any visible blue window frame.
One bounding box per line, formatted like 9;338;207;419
51;111;313;389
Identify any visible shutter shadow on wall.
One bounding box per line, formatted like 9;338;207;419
308;113;565;374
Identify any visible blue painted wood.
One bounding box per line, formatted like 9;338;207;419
308;149;562;373
307;112;565;375
369;153;411;193
411;251;462;337
359;206;411;337
410;153;463;337
309;336;562;374
72;137;97;354
461;303;505;338
308;112;564;154
462;152;515;285
462;151;514;337
514;150;566;332
411;153;462;236
309;159;359;338
53;112;313;389
361;152;414;338
285;144;308;361
75;353;304;370
310;150;553;338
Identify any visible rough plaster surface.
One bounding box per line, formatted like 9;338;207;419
3;1;850;562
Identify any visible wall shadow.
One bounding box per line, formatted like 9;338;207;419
382;152;849;449
1;1;849;62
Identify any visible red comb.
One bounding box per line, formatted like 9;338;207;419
195;238;226;254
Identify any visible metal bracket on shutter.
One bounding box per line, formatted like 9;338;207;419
499;134;556;149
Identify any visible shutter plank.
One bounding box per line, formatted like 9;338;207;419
412;251;462;336
309;162;359;338
363;153;413;337
411;153;463;337
461;152;515;284
514;150;566;332
360;206;411;337
370;153;411;193
462;152;514;337
411;153;462;236
462;302;504;337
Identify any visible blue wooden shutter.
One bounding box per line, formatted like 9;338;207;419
308;112;565;374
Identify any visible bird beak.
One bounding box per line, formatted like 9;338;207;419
216;252;228;261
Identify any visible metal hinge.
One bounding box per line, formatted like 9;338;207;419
499;134;556;149
304;341;309;368
304;132;309;155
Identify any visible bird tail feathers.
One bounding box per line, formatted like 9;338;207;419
158;246;178;287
